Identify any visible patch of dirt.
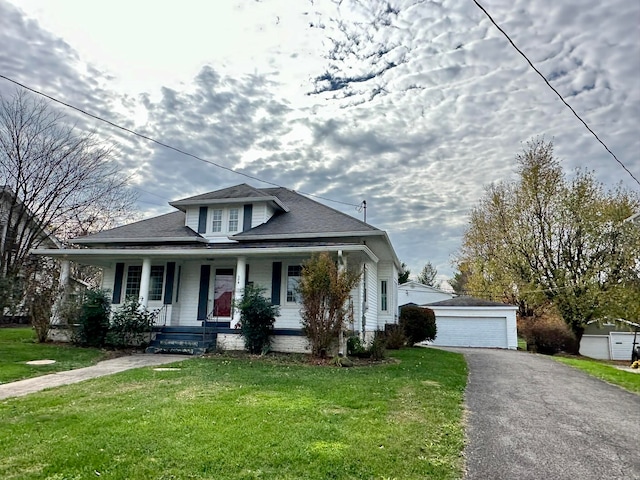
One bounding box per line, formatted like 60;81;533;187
203;350;398;367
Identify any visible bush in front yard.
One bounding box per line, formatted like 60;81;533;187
518;313;577;355
399;306;437;346
384;323;407;349
107;296;155;348
73;289;111;347
236;285;279;354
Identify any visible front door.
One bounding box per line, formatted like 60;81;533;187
212;268;234;317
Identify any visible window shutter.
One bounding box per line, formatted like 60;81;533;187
112;262;124;304
243;204;253;231
164;262;176;305
271;262;282;305
197;265;210;320
197;207;208;233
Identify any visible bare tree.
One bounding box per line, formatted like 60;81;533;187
0;90;136;314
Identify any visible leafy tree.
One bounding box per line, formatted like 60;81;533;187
449;261;471;295
236;285;279;354
0;90;136;318
398;262;410;284
298;252;361;357
417;262;439;287
457;138;640;351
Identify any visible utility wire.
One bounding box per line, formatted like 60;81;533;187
471;0;640;187
0;74;361;207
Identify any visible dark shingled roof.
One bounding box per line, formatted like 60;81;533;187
73;185;379;244
233;187;378;238
73;211;200;242
426;296;512;307
172;183;271;203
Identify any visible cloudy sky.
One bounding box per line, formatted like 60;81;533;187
1;0;638;283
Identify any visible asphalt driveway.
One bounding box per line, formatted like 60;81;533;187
453;348;640;480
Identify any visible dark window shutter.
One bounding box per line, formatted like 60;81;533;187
271;262;282;305
245;263;250;287
197;207;208;233
197;265;211;320
163;262;176;305
243;204;253;231
112;262;125;304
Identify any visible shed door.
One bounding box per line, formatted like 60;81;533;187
431;316;508;348
609;332;636;361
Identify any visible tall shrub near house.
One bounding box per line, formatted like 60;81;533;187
74;289;111;347
236;285;279;354
298;252;361;357
399;305;437;346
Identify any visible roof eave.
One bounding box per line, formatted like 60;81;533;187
72;236;208;244
169;196;289;212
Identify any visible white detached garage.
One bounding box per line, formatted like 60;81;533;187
423;296;518;350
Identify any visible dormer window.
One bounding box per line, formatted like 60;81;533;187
228;208;239;232
211;209;223;232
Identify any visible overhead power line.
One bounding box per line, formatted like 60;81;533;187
471;0;640;187
0;74;361;207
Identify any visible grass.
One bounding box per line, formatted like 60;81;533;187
0;327;107;384
517;337;527;350
555;356;640;394
0;347;467;480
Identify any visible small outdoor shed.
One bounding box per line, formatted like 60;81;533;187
579;319;639;361
423;296;518;350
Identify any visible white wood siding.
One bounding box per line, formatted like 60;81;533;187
185;207;199;231
101;266;115;298
252;203;267;227
377;261;395;327
364;260;378;332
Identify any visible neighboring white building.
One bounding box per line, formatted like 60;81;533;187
579;319;639;361
423;296;518;350
33;184;401;354
398;281;454;307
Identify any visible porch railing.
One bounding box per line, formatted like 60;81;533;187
151;304;168;327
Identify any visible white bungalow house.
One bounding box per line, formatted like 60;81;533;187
33;184;401;354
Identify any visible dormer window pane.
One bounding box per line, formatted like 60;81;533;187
211;209;223;232
229;208;239;232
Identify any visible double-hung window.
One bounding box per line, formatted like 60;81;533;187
211;209;223;232
228;208;239;232
380;280;388;311
149;266;165;301
125;265;142;298
286;265;302;302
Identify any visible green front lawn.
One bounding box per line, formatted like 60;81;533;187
0;347;467;480
555;356;640;394
0;327;107;384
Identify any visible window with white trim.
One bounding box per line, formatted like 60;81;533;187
228;208;239;232
380;280;388;311
125;265;142;298
286;265;302;302
149;266;165;301
211;209;223;232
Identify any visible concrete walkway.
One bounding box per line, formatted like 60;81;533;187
0;354;192;400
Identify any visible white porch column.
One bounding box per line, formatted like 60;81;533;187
338;250;347;355
51;259;71;325
139;258;152;308
232;256;246;327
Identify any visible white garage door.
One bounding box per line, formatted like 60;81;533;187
610;332;638;361
431;316;508;348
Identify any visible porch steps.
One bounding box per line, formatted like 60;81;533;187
146;325;219;355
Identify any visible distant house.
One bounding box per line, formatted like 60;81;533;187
398;281;454;307
579;319;639;361
33;184;402;354
1;187;61;322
